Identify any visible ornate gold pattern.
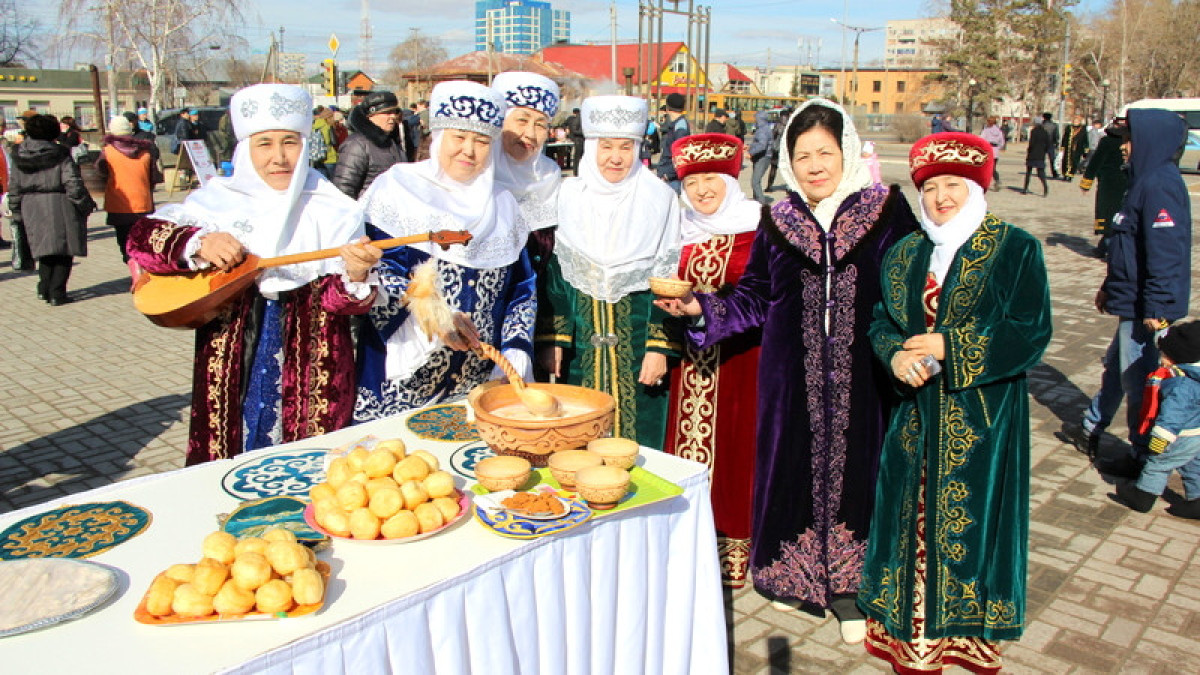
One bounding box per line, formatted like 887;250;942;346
205;307;240;460
674;235;736;475
674;138;739;167
909;139;990;172
147;221;175;255
950;320;990;389
303;293;332;438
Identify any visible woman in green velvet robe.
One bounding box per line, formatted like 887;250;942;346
859;133;1052;674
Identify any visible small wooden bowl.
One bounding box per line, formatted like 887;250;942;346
547;450;604;489
648;277;694;298
587;438;640;470
474;456;533;492
471;383;615;467
574;465;631;510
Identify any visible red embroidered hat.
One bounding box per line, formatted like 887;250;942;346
908;132;995;190
672;133;744;179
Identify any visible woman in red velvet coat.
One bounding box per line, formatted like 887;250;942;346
662;134;764;588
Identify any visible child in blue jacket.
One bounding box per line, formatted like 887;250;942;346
1117;320;1200;519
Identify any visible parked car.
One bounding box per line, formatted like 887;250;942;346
1181;129;1200;174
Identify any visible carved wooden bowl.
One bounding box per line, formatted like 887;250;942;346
471;383;615;467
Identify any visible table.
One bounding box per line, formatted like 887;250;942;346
1;406;728;674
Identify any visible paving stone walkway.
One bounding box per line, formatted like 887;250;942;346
1;144;1198;673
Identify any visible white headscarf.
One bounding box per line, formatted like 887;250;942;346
493;107;562;231
361;129;524;269
776;98;872;231
918;178;989;285
151;84;363;298
556;137;681;303
679;173;761;245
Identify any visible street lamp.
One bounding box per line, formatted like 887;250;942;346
830;18;882;111
1100;78;1111;121
966;78;977;133
623;67;634;96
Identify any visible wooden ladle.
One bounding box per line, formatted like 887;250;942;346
475;343;563;418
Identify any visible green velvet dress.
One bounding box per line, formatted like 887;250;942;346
536;255;681;449
860;215;1052;645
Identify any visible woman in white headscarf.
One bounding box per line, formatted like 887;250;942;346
491;71;562;274
657;99;917;642
127;83;381;465
353;80;534;420
536;95;681;449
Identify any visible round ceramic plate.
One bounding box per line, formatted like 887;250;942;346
405;404;478;442
474;491;575;521
0;501;151;560
0;558;119;637
302;492;470;544
449;440;496;479
221;450;326;500
221;496;327;546
472;494;591;540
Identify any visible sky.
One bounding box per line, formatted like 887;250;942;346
25;0;1105;77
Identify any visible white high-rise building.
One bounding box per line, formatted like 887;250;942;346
885;18;958;69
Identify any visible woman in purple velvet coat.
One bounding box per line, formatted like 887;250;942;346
127;84;381;465
658;99;917;643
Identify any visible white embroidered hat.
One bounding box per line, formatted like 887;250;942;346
492;72;560;119
581;95;647;140
429;80;507;137
230;83;313;141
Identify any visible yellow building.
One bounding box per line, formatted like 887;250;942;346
824;68;947;115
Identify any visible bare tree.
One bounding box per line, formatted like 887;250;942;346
57;0;243;112
384;28;447;92
0;0;41;66
1077;0;1199;106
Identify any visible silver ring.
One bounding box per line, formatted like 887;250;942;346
655;379;664;386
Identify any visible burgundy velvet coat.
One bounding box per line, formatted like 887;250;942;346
127;218;374;465
687;185;917;608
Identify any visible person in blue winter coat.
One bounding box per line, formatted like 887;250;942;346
656;92;691;192
1086;107;1192;475
1115;320;1200;520
747;109;774;204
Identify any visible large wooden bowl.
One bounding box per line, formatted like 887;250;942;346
471;383;615;467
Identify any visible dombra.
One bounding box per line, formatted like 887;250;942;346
131;230;472;329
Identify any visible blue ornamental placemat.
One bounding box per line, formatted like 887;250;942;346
406;404;478;442
221;449;326;500
0;501;151;560
221;496;327;547
449;440;496;479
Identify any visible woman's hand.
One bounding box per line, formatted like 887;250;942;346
653;290;701;318
340;235;382;282
638;352;668;387
902;333;945;360
440;312;481;351
197;232;246;271
891;350;934;388
537;345;563;378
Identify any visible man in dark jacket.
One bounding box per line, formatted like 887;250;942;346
1079;117;1129;258
1023;120;1051;196
747;108;774;204
656;92;690;192
1085;108;1192;474
704;108;729;133
332;91;407;199
564;108;584;174
402;105;421;160
1040;112;1061;178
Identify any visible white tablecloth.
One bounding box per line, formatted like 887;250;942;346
1;409;728;674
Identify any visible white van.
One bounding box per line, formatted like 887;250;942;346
1122;98;1200;173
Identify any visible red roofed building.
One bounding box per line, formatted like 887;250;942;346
537;42;710;95
719;64;760;95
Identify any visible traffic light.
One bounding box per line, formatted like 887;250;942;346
322;59;337;96
1061;63;1072;97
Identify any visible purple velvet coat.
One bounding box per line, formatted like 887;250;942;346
688;185;917;608
127;218;375;465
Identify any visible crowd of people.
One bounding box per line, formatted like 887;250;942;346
1;72;1194;672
